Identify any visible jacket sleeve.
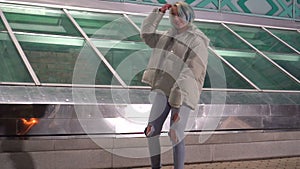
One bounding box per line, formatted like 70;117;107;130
168;38;209;109
140;8;165;48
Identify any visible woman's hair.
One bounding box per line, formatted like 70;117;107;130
174;1;195;23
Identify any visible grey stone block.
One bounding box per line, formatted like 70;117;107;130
0;151;56;169
112;147;150;168
213;140;300;161
185;144;213;163
112;146;174;168
0;139;55;152
54;138;113;150
272;131;300;141
54;149;112;169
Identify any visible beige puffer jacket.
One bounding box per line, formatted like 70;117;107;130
141;8;210;110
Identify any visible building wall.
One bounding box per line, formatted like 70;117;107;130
118;0;300;20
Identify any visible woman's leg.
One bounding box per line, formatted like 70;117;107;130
169;106;191;169
145;92;171;169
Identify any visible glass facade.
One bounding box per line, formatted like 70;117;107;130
69;10;141;41
0;19;33;83
128;14;172;31
121;0;299;20
1;4;81;36
92;39;150;86
204;50;254;89
194;22;300;90
0;1;299;141
0;2;299;91
227;24;300;81
267;28;300;52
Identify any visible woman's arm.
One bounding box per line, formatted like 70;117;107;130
140;5;170;48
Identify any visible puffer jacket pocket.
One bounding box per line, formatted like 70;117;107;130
168;85;187;108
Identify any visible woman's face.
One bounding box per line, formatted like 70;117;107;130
169;5;188;29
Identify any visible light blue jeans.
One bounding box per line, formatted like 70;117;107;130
145;92;191;169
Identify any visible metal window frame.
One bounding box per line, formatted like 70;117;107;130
293;0;296;20
0;0;299;29
262;27;300;55
194;14;300;31
11;31;122;88
0;1;298;92
0;10;41;85
41;83;124;89
219;20;299;36
63;8;127;87
123;14;141;32
208;46;261;91
0;82;35;86
222;23;300;85
202;88;258;92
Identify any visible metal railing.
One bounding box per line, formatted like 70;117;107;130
117;0;300;21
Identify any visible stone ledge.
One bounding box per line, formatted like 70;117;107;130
1;131;300;152
0;141;299;169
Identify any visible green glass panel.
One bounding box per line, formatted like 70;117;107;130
204;50;254;89
92;38;254;88
0;3;81;36
297;0;300;19
227;24;295;53
92;39;151;86
267;28;300;51
16;34;118;85
194;22;251;50
0;19;5;31
227;24;300;80
128;14;172;31
69;10;141;41
0;32;32;82
195;21;300;90
221;51;300;90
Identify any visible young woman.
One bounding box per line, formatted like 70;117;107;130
141;2;210;169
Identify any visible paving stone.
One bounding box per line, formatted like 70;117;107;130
134;157;300;169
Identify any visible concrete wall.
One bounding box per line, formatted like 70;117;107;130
1;131;300;169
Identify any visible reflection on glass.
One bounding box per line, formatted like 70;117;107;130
16;33;118;85
267;28;300;51
0;104;46;136
128;14;172;31
0;32;33;82
0;3;81;36
69;10;141;41
204;50;254;89
92;39;151;86
227;24;300;80
17;118;39;135
194;21;300;90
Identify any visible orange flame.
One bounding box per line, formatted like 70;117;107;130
17;118;39;135
21;118;38;125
